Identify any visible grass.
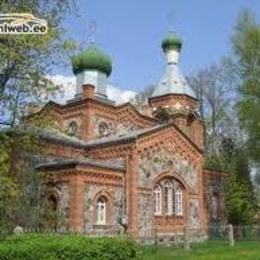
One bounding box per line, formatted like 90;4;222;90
142;241;260;260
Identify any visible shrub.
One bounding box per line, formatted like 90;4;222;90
0;234;141;260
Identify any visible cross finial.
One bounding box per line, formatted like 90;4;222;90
86;21;97;46
166;12;179;33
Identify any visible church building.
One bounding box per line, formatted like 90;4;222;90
26;32;226;239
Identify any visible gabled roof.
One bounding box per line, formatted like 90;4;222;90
25;96;157;124
35;122;202;153
36;128;87;148
2;122;203;154
84;124;168;148
85;123;203;154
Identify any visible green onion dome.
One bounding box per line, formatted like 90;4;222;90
161;32;182;52
71;46;112;76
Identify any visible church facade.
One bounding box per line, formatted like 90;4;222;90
26;32;226;239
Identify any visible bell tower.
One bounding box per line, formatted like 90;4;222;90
148;32;204;149
149;31;197;112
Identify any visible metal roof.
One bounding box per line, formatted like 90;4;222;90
152;63;196;98
84;124;168;148
36;158;125;171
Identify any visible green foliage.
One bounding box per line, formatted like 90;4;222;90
0;0;77;126
204;155;226;172
204;138;257;225
223;144;257;224
0;234;140;260
225;173;257;225
0;0;78;235
232;10;260;162
142;242;260;260
0;129;39;235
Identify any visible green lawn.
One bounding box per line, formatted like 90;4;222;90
142;241;260;260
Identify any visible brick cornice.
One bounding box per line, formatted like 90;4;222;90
148;93;198;105
26;97;157;124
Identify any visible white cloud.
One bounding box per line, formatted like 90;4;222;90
107;84;136;104
48;74;136;105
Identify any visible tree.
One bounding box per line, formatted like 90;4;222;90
220;138;257;224
187;62;238;156
132;84;156;105
0;133;19;236
0;128;38;235
0;0;76;127
0;0;78;234
232;10;260;163
226;172;256;225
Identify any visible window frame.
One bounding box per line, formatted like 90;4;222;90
96;197;106;225
154;185;163;215
67;121;78;136
153;178;184;217
175;189;183;216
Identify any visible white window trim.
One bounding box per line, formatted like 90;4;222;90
97;198;106;225
165;182;174;215
154;179;183;217
175;189;183;216
212;196;218;220
154;186;162;215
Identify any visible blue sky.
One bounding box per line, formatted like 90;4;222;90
62;0;260;92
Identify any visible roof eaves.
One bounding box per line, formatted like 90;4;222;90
36;159;125;172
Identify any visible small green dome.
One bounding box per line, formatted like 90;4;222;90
161;32;182;52
71;46;112;76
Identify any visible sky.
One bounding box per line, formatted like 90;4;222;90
57;0;260;97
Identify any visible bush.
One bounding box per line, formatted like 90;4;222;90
0;234;141;260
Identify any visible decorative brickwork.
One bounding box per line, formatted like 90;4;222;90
25;64;226;240
84;184;123;234
138;146;198;192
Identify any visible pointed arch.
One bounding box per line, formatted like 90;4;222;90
93;190;112;225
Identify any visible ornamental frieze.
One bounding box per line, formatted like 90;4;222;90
138;146;198;193
94;114;139;138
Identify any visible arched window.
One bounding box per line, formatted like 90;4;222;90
154;185;162;215
212;195;218;220
97;197;106;225
153;178;183;217
46;194;58;231
164;181;174;215
175;189;183;216
48;194;58;212
67;121;78;136
98;122;109;136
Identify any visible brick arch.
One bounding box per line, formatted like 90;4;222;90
92;189;113;225
150;170;189;231
151;170;190;192
43;187;61;231
93;189;112;202
45;186;61;203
